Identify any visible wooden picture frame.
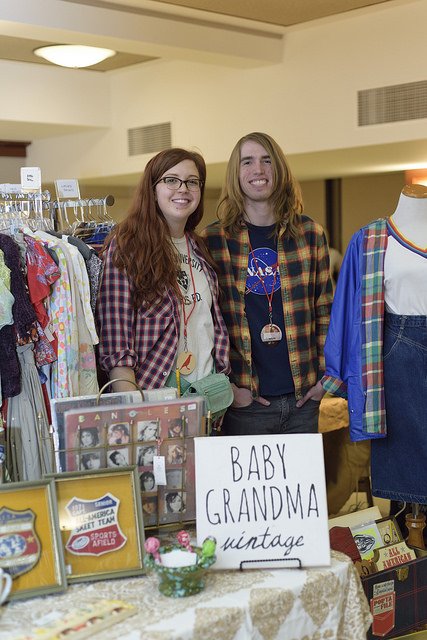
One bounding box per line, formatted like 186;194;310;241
376;516;403;546
0;479;67;600
47;467;145;583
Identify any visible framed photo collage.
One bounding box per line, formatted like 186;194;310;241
57;397;206;529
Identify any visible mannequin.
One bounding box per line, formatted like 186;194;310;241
379;184;427;547
390;184;427;245
322;185;427;548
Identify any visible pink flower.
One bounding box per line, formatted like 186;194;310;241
177;530;193;552
144;536;161;562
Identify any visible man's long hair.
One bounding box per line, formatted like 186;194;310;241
103;148;207;308
217;132;303;237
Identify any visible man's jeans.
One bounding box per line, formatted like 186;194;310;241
221;393;319;436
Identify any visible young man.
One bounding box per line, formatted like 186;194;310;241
202;132;333;435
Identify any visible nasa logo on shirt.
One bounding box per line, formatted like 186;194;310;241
246;247;280;295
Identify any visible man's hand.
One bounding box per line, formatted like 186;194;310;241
231;384;270;408
296;380;326;408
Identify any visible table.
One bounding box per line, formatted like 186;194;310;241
0;551;372;640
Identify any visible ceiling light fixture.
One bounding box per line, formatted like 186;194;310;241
33;45;116;68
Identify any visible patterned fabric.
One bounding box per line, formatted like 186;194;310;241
86;251;103;314
24;235;60;366
322;218;388;438
0;251;14;335
96;235;230;389
0;550;372;640
202;217;332;399
0;277;14;331
0;234;38;398
362;220;388;434
29;230;99;398
63;241;98;345
0;250;11;288
43;240;77;397
388;216;427;257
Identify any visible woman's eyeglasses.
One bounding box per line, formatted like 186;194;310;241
154;177;203;191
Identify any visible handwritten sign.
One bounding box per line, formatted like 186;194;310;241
55;179;80;199
195;434;330;569
21;167;41;190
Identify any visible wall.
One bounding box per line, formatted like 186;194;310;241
341;171;405;247
0;157;25;183
300;180;326;227
25;1;427;184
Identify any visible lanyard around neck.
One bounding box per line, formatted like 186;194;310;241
180;234;197;346
247;237;278;321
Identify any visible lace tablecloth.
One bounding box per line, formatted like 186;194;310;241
0;551;372;640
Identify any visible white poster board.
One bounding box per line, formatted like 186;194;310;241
195;434;330;570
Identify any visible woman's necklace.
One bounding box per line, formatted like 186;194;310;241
176;234;197;374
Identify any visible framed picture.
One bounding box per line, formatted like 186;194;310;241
47;467;145;583
107;422;132;446
0;479;67;600
79;449;105;471
166;442;186;465
136;419;160;442
139;470;157;493
167;416;187;438
161;490;187;523
166;468;184;489
376;516;402;546
136;445;156;468
62;397;204;527
79;426;101;448
350;520;384;561
142;497;158;527
107;447;131;468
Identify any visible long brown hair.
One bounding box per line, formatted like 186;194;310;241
217;132;303;237
104;148;207;308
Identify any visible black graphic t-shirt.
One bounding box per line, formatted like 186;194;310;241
245;222;294;396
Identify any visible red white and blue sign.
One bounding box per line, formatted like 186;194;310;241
0;508;40;578
65;493;127;557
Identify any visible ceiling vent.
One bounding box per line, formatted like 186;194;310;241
128;122;172;156
358;80;427;126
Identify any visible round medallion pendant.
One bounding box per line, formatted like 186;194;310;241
177;351;197;374
260;323;282;347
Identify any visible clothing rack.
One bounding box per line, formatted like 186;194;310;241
52;195;115;232
0;190;54;231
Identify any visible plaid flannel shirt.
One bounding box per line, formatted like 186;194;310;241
96;237;230;389
202;216;332;400
322;218;388;440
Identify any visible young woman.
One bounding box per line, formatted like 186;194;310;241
79;428;99;448
137;445;155;467
96;148;229;394
140;470;156;492
165;491;185;513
